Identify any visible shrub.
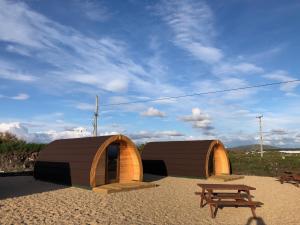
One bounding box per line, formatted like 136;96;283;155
0;132;45;154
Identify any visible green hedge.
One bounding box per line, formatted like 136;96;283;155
0;132;45;154
228;150;300;177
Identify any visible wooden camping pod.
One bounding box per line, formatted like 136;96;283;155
142;140;230;178
34;135;143;188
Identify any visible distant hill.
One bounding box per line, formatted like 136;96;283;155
228;144;300;152
228;144;280;151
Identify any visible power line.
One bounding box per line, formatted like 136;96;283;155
101;79;300;107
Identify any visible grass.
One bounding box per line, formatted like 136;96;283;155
228;150;300;177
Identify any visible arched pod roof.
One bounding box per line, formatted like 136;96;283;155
34;135;143;188
142;140;230;178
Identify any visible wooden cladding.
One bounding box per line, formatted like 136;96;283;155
34;135;143;188
213;144;230;176
89;135;143;187
142;140;230;178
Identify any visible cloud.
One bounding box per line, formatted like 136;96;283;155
220;132;257;147
180;108;214;133
220;127;300;148
263;70;299;92
129;130;185;142
0;93;29;100
268;129;288;135
0;0;186;100
0;121;187;144
141;107;166;117
0;0;186;101
193;77;256;100
0;122;91;143
158;0;223;63
75;102;94;111
213;62;264;75
240;45;284;62
73;0;111;22
0;0;149;94
0;60;36;82
6;44;31;56
11;93;29;100
263;128;300;147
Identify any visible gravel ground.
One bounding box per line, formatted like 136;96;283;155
0;175;299;225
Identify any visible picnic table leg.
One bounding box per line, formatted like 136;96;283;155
209;204;214;218
200;188;205;208
250;206;257;218
246;190;257;218
280;177;284;184
207;190;217;218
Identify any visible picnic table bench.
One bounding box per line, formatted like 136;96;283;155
279;171;300;187
196;184;263;218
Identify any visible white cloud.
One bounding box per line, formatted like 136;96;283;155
213;62;264;75
0;93;29;100
0;60;36;82
158;0;223;63
193;77;256;100
180;108;214;133
10;93;29;100
0;122;91;143
6;44;31;56
219;129;300;148
141;107;166;117
129;130;185;142
73;0;111;22
0;0;44;48
240;45;284;62
69;73;129;93
0;0;187;101
263;70;299;92
75;102;95;111
263;129;300;147
0;0;150;94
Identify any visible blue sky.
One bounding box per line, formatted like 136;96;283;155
0;0;300;147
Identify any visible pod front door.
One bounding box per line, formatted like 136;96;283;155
106;143;120;184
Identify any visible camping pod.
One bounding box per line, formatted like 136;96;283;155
34;135;143;188
142;140;230;178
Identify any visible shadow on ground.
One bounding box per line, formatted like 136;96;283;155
0;175;69;200
245;217;266;225
143;173;167;182
0;171;33;177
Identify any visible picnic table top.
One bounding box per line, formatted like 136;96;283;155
293;175;300;180
197;183;256;191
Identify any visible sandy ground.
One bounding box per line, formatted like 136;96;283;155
0;175;300;225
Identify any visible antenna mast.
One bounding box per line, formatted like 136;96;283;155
93;95;99;136
256;115;264;157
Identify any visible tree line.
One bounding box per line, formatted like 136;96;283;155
0;132;45;154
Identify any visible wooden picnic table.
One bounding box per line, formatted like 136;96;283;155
196;183;262;218
279;172;300;187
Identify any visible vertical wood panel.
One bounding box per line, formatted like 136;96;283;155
214;144;230;175
90;135;143;187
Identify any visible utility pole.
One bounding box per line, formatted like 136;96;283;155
93;95;99;137
256;115;264;157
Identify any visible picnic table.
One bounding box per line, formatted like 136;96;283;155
196;183;262;218
279;171;300;187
